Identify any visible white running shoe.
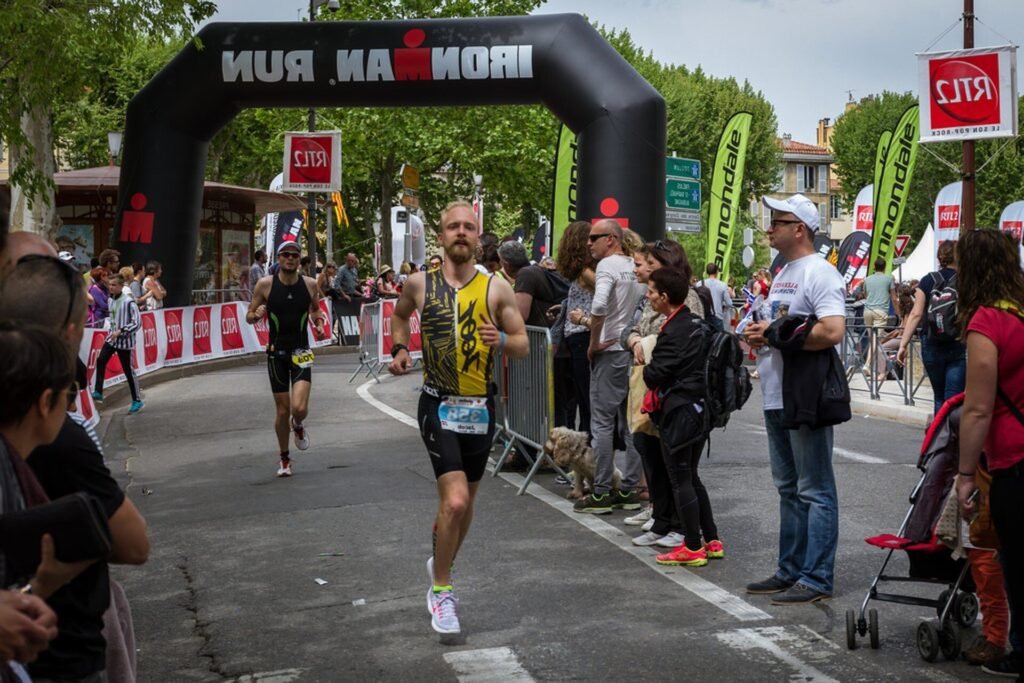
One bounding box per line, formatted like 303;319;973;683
624;507;652;526
426;557;435;615
292;419;310;450
429;587;461;635
276;458;292;477
655;531;686;548
642;516;656;532
631;531;665;547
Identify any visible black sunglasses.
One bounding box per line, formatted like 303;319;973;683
279;252;301;259
588;233;612;243
17;254;79;329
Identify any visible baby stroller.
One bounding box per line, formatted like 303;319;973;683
846;392;979;661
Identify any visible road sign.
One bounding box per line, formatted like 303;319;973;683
666;178;701;211
666;157;701;180
666;208;701;233
894;234;912;257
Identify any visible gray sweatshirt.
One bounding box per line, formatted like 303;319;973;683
591;253;644;351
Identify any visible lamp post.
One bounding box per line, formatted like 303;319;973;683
107;131;122;167
306;0;340;271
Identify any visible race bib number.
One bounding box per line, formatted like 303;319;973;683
438;397;489;435
291;348;315;369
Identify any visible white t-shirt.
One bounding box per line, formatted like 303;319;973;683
591;253;644;350
756;253;847;411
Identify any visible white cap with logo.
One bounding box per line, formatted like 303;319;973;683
762;193;820;233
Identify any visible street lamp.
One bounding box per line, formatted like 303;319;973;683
107;131;123;167
305;0;340;269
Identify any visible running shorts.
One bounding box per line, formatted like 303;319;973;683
267;350;312;394
417;390;495;483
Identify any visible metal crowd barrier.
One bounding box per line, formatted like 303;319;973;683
190;288;251;305
490;326;571;495
349;301;383;383
840;322;926;406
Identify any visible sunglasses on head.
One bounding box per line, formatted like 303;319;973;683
17;254;79;329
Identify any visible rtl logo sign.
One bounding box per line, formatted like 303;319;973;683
855;205;873;232
165;309;184;361
142;312;159;366
282;132;342;192
929;54;1000;128
938;204;961;229
220;304;244;352
193;306;212;356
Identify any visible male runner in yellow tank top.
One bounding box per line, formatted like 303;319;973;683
389;200;527;637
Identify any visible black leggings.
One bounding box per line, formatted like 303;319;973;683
660;439;718;551
991;466;1024;663
635;432;679;535
94;344;140;401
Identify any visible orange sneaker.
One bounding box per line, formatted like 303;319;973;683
705;540;725;559
656;545;708;567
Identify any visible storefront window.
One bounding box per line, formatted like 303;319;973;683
193;229;217;304
55;224;94;273
221;229;252;301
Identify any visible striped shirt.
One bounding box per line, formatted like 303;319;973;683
107;292;141;350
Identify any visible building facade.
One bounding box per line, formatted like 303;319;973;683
752;134;836;238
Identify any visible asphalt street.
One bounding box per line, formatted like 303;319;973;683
100;352;991;682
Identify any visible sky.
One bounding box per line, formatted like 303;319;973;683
203;0;1024;146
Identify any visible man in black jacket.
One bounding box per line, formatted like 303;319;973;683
742;194;846;605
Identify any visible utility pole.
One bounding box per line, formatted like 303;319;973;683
306;0;319;271
962;0;975;230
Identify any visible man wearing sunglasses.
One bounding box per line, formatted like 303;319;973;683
742;193;846;605
574;220;646;515
247;240;327;477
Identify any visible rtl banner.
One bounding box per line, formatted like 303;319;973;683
1000;200;1024;245
853;184;874;233
869;105;920;275
918;46;1019;143
550;124;577;257
933;181;962;270
706;111;753;282
282;131;343;192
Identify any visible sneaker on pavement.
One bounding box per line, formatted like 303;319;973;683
128;399;144;414
655;531;687;548
641;516;656;532
292;419;310;450
630;531;665;547
91;390;104;403
429;587;461;635
573;491;613;515
276;458;292;477
745;575;795;594
656;545;708;567
705;540;725;559
963;636;1006;666
981;653;1021;678
624;506;652;526
610;488;642;510
426;557;435;615
770;582;831;605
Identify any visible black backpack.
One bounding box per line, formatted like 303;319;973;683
926;271;959;342
702;325;753;430
542;268;570;304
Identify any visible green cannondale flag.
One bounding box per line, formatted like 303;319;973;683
550;124;577;258
872;130;892;211
869;105;919;274
706;111;753;282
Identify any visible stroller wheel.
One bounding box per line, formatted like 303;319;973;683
935;589;951;619
845;609;858;650
940;620;962;661
916;621;940;662
954;592;979;628
868;608;880;649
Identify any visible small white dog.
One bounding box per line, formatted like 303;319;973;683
543;426;622;499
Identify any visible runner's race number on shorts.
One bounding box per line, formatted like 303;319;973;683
291;348;315;369
438;397;489;435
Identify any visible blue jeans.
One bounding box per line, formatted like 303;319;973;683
920;339;965;415
764;410;839;594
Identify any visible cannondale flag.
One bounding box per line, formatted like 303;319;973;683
872;131;891;211
869;105;919;274
706;112;753;282
853;184;874;233
933;181;962;270
551;124;578;257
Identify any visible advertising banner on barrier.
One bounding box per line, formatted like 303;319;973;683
377;299;422;362
933;181;962;270
918;46;1019;143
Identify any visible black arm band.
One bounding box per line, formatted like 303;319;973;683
391;343;409;356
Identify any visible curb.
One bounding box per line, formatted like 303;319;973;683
849;397;931;429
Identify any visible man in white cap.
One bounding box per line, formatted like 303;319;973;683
246;240;327;477
742;193;846;605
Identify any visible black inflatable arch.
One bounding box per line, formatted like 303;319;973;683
113;14;666;305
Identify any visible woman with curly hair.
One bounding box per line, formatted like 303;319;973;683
555;221;598;434
956;229;1024;676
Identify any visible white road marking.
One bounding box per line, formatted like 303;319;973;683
443;647;534;682
834;446;890;465
232;669;306;683
357;379;418;429
715;627;839;682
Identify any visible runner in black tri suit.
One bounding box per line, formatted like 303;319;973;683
247;240;326;477
389;200;528;637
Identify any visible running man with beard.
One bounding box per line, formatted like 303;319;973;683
246;241;327;477
389;200;528;636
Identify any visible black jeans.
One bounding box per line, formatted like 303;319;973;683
660;438;718;551
565;332;592;435
634;431;679;535
991;464;1024;664
552;353;577;430
94;344;140;402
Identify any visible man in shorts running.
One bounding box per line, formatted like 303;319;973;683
389;200;527;636
246;240;326;477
